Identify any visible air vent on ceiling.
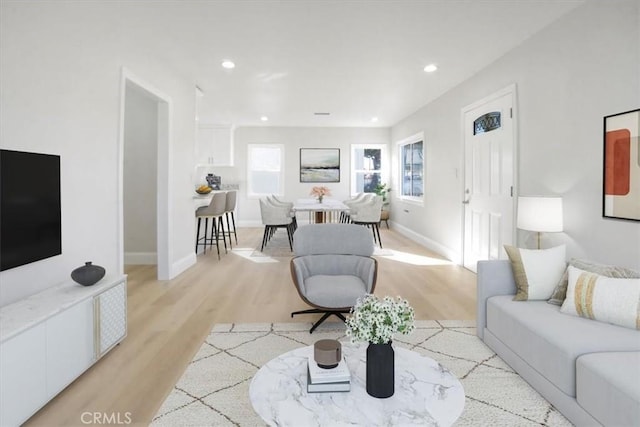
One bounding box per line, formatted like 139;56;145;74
314;112;331;116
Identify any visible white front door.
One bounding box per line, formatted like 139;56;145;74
462;87;516;272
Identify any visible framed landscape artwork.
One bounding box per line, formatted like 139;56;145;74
300;148;340;182
603;108;640;221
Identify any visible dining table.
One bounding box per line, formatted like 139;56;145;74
293;198;349;223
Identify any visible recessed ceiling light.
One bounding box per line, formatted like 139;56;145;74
423;64;438;73
371;117;379;123
260;116;269;121
221;60;235;69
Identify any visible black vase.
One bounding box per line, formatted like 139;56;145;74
71;262;105;286
366;342;394;398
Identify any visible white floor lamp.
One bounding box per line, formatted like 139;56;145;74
517;196;563;249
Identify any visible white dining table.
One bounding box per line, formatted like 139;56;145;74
292;198;349;223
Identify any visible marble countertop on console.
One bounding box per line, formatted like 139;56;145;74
250;343;465;426
0;274;126;343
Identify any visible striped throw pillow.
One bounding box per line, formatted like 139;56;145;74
560;266;640;330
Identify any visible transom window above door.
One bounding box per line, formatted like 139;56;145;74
350;144;387;196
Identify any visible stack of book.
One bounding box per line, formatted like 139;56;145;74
306;356;351;393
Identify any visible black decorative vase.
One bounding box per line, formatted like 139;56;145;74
71;262;105;286
366;342;395;398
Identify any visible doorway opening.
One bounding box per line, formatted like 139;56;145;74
118;69;172;280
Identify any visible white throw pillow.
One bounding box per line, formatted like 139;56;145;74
504;245;566;300
560;266;640;330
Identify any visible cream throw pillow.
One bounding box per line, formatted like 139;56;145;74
547;259;640;305
560;266;640;330
504;245;566;300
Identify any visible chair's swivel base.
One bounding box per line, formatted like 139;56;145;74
291;308;350;334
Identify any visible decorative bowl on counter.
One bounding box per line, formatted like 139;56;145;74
195;185;212;195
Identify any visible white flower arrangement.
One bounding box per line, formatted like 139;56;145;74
345;294;415;344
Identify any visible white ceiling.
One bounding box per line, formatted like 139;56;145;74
143;1;584;127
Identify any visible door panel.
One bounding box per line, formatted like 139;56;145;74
463;89;515;272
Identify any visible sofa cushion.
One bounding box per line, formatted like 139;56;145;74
576;352;640;426
504;245;566;300
486;295;640;396
548;258;640;306
561;266;640;330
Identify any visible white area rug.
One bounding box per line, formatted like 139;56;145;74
152;321;572;426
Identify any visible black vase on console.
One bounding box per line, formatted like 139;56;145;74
71;261;105;286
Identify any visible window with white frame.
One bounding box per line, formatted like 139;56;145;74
398;134;424;200
351;144;386;196
247;144;284;197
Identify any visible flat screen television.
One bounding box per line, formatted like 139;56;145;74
0;149;61;271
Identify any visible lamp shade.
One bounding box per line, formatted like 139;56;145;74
517;196;563;232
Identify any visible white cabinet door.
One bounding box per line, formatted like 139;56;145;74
0;322;47;426
197;125;234;166
45;299;95;398
96;281;127;357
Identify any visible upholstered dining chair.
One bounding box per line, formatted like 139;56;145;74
195;192;227;260
259;198;295;251
269;195;297;231
290;224;378;333
349;195;384;247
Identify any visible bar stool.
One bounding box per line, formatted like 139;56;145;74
224;190;238;248
195;192;227;260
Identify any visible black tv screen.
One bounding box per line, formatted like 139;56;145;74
0;149;61;271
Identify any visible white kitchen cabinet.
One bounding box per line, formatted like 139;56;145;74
0;275;127;426
196;124;234;166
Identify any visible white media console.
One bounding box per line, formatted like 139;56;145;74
0;275;127;426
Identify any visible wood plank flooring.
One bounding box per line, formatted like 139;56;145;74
25;226;476;426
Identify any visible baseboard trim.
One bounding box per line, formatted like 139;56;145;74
124;252;156;265
391;223;461;264
171;252;196;279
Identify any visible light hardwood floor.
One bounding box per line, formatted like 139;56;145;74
26;226;476;426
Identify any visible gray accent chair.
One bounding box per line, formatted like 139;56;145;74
290;224;378;333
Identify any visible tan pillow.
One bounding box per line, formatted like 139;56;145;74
504;245;566;301
560;266;640;330
547;259;640;306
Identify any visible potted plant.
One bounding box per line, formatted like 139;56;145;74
345;294;415;398
374;183;391;227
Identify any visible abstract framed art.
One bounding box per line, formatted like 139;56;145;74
300;148;340;182
603;108;640;221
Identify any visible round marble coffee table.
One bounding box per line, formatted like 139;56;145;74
249;343;465;426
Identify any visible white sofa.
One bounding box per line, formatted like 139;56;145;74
476;260;640;426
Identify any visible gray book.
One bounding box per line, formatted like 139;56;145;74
306;366;350;393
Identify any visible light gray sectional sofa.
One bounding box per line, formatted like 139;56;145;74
476;260;640;426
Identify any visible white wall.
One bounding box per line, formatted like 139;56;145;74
390;1;640;269
219;127;390;225
123;87;157;261
0;2;198;306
